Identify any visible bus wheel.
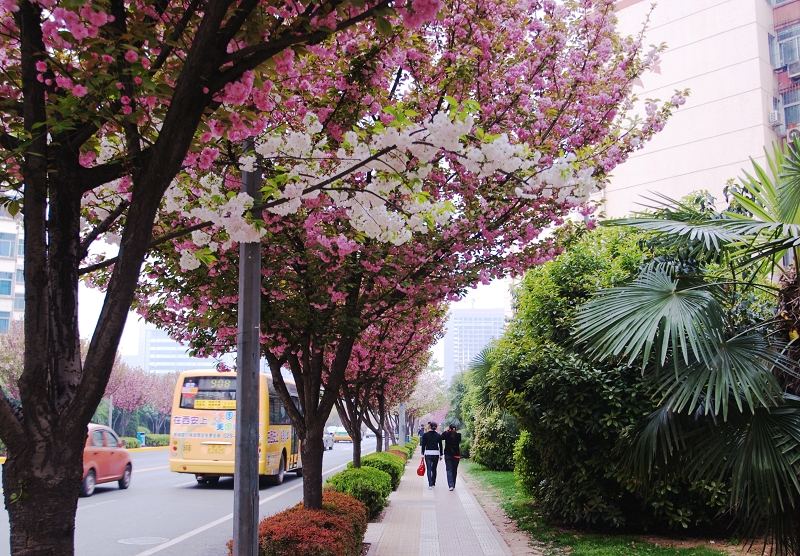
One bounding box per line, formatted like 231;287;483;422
266;455;285;485
196;475;219;486
294;466;303;477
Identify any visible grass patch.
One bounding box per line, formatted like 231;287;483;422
462;460;725;556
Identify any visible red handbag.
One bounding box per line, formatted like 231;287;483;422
416;457;425;476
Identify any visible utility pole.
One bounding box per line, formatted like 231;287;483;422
233;161;261;556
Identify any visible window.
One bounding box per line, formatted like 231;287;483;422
784;89;800;126
770;33;778;67
13;295;23;311
779;25;800;66
0;272;11;296
91;430;104;447
15;269;22;283
269;396;291;425
103;430;121;448
16;238;23;258
0;233;15;258
0;312;9;333
179;376;236;410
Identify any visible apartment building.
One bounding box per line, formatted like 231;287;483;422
608;0;797;216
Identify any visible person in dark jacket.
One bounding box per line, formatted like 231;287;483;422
441;424;462;490
420;422;443;488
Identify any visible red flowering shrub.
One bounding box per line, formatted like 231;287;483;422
227;491;367;556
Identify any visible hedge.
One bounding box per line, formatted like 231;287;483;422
326;467;392;519
121;436;140;449
351;452;404;490
387;449;408;462
228;491;367;556
144;434;169;447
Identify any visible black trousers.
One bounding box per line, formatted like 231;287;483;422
445;455;460;488
424;455;439;486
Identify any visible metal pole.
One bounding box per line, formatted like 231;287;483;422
398;402;406;444
233;161;261;556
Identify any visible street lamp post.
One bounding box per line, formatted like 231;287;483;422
233;163;261;556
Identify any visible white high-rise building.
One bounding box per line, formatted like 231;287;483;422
0;209;25;332
608;0;784;216
128;324;217;374
442;308;506;384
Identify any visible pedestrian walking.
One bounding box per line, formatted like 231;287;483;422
420;422;442;488
417;424;424;438
441;423;462;491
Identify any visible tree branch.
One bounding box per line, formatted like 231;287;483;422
79;201;130;260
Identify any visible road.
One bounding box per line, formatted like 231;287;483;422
0;441;371;556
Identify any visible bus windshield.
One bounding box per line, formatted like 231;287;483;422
179;376;236;410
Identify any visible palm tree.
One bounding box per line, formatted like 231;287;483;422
573;140;800;553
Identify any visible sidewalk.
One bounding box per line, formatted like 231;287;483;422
366;458;512;556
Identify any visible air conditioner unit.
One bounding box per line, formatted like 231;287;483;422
788;61;800;79
788;125;800;143
769;110;781;126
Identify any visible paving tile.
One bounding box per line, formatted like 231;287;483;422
369;459;513;556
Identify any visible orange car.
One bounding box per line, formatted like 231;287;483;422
81;424;133;497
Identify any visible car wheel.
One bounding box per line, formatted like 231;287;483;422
80;469;96;497
265;455;285;486
196;475;220;486
118;464;132;490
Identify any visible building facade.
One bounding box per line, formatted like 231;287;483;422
0;209;25;333
129;324;217;374
442;308;506;384
609;0;795;216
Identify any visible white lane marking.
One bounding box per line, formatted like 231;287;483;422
136;465;168;473
175;481;197;487
133;459;358;556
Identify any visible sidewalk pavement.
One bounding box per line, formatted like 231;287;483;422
366;457;512;556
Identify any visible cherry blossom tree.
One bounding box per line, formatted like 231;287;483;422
137;0;682;510
0;0;681;551
0;1;464;553
336;303;446;465
104;364;155;435
0;321;24;401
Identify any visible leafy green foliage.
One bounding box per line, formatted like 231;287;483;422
470;409;518;471
488;227;730;531
351;452;404;490
326;467;392;519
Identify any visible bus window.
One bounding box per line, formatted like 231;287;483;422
180;376;236;410
269;396;291;425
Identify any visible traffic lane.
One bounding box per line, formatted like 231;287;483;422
75;441;369;556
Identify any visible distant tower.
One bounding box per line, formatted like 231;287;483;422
442;308;506;384
134;323;218;373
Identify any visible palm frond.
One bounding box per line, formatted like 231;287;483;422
653;332;785;420
778;137;800;223
573;268;725;369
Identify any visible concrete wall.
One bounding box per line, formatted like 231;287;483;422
607;0;778;216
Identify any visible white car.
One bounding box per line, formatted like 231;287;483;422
323;432;334;451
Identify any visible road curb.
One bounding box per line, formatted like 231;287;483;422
128;446;170;453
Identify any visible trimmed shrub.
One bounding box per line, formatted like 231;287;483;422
470;409;517;471
121;436;140;449
228;491;367;556
355;452;404;490
387;449;408;462
388;443;414;459
326;467;392;519
144;434;169;447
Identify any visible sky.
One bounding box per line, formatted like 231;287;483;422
78;278;514;363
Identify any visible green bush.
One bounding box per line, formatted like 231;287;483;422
352;452;404;490
388;443;414;459
459;436;471;459
470;409;517;471
136;425;151;434
145;434;169;447
387;449;408;462
121;436;140;449
326;467;392;519
490;228;731;531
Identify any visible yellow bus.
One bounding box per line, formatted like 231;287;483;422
169;370;301;486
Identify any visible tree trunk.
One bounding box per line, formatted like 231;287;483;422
351;432;362;467
4;432;84;556
300;425;325;509
375;431;383;453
